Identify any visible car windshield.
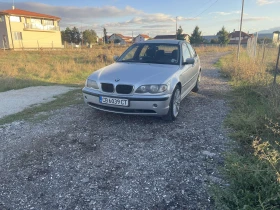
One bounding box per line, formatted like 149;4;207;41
118;43;180;65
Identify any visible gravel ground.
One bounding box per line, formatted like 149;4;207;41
0;86;76;119
0;52;231;210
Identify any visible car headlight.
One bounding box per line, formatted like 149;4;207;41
86;79;99;89
135;84;168;94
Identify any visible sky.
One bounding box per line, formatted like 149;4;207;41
0;0;279;38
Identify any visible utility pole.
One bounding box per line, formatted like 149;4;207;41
237;0;245;61
273;45;280;85
175;16;178;40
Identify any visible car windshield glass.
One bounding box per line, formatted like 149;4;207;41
118;43;180;65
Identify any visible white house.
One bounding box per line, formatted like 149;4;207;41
134;34;150;43
108;33;132;45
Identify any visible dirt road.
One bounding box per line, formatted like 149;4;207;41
0;52;230;210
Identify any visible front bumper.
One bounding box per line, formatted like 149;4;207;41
82;88;171;116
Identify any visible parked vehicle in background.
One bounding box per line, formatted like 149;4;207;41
82;39;201;120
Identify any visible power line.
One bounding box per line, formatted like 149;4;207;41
193;0;219;19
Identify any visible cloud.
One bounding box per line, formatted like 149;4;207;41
210;11;240;16
102;14;197;28
230;16;272;22
257;0;280;5
0;2;144;20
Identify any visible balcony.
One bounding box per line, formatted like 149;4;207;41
24;23;60;31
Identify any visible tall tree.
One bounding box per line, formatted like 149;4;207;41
62;27;72;43
217;26;230;45
190;26;203;44
71;27;81;44
103;28;108;43
83;29;97;45
176;26;185;40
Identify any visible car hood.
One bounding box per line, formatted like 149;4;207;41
89;62;180;85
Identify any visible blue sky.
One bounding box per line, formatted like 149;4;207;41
0;0;279;37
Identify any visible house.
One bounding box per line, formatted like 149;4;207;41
0;7;62;49
154;34;190;42
108;33;132;45
134;34;150;43
228;30;253;44
272;31;280;45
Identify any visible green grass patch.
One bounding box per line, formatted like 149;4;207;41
0;89;83;125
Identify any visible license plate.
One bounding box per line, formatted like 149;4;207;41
99;96;129;107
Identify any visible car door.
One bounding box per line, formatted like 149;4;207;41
180;43;197;97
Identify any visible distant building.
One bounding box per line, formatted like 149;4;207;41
108;33;132;45
272;31;280;45
154;34;190;42
0;7;62;49
134;34;150;43
228;30;253;44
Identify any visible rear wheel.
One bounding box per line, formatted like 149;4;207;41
162;86;181;121
192;71;201;92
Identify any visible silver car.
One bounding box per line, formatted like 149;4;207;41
82;39;201;120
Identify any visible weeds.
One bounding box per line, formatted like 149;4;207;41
212;46;280;209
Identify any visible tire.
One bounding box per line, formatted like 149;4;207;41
192;71;201;93
162;86;181;121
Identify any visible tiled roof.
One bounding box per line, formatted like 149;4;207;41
0;8;60;20
140;34;150;39
229;31;252;38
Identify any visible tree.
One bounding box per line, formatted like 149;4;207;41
61;27;72;43
210;38;219;44
71;27;81;44
190;26;203;44
217;26;230;45
83;29;97;45
176;26;185;40
103;28;108;43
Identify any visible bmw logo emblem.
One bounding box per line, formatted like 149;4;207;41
115;79;120;82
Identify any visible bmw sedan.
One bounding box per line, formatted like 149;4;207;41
82;39;201;120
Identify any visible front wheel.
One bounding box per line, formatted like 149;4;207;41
162;86;181;121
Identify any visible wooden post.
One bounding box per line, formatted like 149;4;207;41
273;45;280;85
52;41;54;50
37;40;39;50
2;39;5;51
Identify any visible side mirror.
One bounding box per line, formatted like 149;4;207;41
183;58;195;65
113;55;119;61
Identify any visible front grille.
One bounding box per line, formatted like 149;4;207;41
116;85;133;94
101;83;114;93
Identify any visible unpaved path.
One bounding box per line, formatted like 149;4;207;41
0;86;76;119
0;52;230;210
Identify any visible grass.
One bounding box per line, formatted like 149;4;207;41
212;46;280;209
0;45;128;92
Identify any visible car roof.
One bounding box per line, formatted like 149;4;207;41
142;39;183;45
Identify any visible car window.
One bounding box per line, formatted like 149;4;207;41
182;43;191;62
187;43;196;57
118;43;180;65
119;45;140;61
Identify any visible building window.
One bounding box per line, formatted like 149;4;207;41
44;19;54;25
0;16;5;22
10;16;20;22
31;18;41;24
13;32;22;40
